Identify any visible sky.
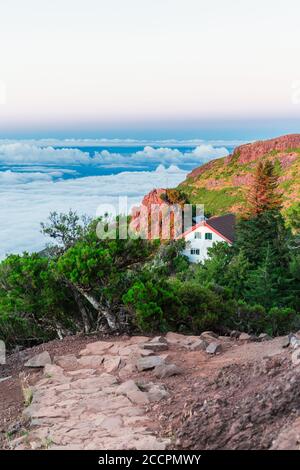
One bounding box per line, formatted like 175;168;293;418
0;0;300;257
0;0;300;140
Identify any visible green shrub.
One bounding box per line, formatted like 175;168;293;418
266;307;299;336
123;278;232;334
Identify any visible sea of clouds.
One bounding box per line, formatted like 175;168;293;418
0;141;231;258
0;141;229;168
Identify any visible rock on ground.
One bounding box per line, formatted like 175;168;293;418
11;337;174;450
136;356;165;372
7;331;297;451
206;342;222;355
154;364;182;379
24;351;52;368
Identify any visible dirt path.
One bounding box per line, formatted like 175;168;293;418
2;332;299;450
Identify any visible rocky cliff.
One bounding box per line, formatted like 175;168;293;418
179;134;300;218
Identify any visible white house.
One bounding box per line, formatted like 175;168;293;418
178;214;236;263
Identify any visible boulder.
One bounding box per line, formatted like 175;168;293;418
53;355;78;370
182;336;202;346
142;342;168;352
115;379;139;395
79;341;113;356
165;332;189;345
77;355;104;368
128;336;150;345
281;336;291;348
127;388;150;405
188;339;208;351
230;330;241;339
118;363;137;379
154;364;182;379
151;336;168;344
291;338;300;350
139;349;154;357
24;351;51;368
239;333;252;341
136;356;165;372
206;342;222;355
289;334;300;349
201;331;218;339
258;333;272;342
103;356;122;373
115;380;149;405
200;331;219;343
43;364;70;383
144;383;169;402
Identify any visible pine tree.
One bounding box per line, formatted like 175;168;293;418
247;160;283;216
236;160;289;267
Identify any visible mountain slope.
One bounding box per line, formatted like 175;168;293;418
178;134;300;218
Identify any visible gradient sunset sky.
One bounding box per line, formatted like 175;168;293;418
0;0;299;140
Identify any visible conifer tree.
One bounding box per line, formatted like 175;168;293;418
247;160;282;216
236;160;289;267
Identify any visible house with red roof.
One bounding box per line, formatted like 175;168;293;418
178;213;236;263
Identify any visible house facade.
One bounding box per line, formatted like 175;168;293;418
179;214;236;263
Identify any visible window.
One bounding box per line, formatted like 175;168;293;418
191;249;200;255
205;232;213;240
194;232;201;239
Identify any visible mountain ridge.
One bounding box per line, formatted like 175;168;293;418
178;134;300;218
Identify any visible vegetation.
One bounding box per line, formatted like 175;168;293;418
178;147;300;222
0;162;299;348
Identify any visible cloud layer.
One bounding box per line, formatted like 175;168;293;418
0;141;230;258
0;166;186;259
0;142;229;170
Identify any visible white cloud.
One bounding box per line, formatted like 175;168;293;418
0;142;229;169
0;166;186;259
0;143;91;165
0;170;53;185
0;169;77;185
155;164;185;174
0;140;229;258
95;144;229;168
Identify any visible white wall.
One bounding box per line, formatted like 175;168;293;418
183;224;227;263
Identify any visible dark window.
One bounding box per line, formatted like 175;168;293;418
191;249;200;255
194;232;201;239
205;232;213;240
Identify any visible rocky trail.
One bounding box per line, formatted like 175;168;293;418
1;331;300;450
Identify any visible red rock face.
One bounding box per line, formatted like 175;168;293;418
131;188;184;240
187;134;300;179
230;134;300;164
140;188;167;208
131;188;166;238
131;188;167;223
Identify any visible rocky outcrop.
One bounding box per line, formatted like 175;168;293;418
229;134;300;165
187;134;300;179
140;188;168;208
179;134;300;217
